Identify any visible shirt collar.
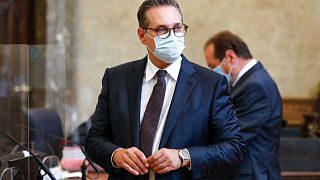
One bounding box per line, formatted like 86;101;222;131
145;56;182;82
232;59;257;87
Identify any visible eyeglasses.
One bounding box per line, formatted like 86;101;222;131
143;24;188;39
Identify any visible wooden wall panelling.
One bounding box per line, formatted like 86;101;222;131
282;98;318;126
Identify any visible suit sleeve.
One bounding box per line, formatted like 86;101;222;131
235;82;270;142
187;76;247;179
85;69;121;175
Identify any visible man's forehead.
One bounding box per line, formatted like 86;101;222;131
146;6;182;27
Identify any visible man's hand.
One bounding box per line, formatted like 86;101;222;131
113;147;149;176
147;148;181;174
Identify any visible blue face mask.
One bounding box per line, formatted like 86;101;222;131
147;32;185;63
213;65;231;82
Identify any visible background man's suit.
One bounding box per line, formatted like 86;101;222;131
85;56;246;180
222;62;282;180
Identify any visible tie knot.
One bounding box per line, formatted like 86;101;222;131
156;70;167;78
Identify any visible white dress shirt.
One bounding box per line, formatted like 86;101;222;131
232;59;257;87
140;56;181;180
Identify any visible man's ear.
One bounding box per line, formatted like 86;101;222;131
226;49;237;63
137;28;146;45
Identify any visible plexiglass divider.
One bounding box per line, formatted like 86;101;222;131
0;45;29;154
0;44;71;179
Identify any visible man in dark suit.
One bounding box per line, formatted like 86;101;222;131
204;31;282;180
85;1;246;179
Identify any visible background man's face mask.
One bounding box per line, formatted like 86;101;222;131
213;65;231;82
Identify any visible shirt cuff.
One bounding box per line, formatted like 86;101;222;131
111;148;123;168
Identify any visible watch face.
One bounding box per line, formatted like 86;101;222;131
179;149;189;160
179;149;189;167
181;150;188;158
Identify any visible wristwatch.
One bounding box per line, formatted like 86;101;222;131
178;149;190;167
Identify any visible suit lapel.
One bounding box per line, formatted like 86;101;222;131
127;57;147;147
159;56;196;148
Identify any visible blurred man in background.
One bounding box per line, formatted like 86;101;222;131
204;30;282;180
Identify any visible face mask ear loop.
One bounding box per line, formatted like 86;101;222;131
146;44;154;54
221;58;228;73
228;63;233;76
223;56;233;75
228;60;235;87
145;33;156;55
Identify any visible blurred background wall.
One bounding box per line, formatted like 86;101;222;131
74;0;320;125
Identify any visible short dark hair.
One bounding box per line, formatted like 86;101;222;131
137;0;183;28
205;30;253;61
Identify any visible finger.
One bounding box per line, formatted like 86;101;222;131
149;155;166;169
156;166;171;174
152;161;168;172
124;156;145;175
133;148;149;168
147;149;164;165
122;163;139;176
128;150;148;174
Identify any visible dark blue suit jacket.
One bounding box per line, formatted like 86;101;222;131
85;56;246;180
219;62;282;180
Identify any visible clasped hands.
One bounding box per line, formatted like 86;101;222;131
113;147;182;176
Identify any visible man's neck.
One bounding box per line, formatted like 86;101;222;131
231;58;252;81
231;58;257;87
239;58;252;71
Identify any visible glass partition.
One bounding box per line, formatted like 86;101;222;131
28;45;67;159
0;44;69;179
0;45;29;156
